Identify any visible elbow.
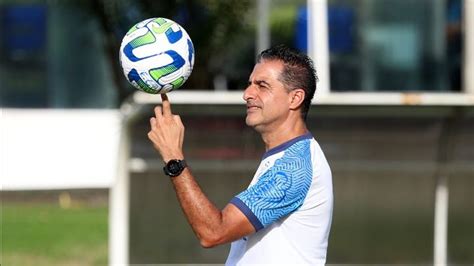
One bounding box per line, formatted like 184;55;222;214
198;234;222;249
199;239;217;249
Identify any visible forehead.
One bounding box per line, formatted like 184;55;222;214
249;59;284;81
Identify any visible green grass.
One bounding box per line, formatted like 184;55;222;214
2;203;108;266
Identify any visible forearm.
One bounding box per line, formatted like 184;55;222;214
169;167;225;246
148;98;253;246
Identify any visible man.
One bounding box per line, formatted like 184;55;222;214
148;45;333;265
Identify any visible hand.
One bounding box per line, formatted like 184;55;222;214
148;94;185;162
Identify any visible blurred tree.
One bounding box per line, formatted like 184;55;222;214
83;0;252;103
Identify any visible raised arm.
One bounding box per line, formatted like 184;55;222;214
147;94;255;247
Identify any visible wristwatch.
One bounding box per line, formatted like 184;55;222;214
163;159;187;177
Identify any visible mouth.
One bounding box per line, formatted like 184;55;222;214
246;105;260;112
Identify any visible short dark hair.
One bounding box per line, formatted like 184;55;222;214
256;44;318;120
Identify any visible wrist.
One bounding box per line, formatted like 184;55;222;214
163;159;187;177
162;152;184;164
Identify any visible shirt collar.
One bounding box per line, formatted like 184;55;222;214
262;132;313;160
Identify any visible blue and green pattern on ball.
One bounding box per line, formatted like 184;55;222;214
151;18;183;44
121;17;194;93
149;50;185;90
122;30;156;62
127;68;159;94
123;18;185;62
126;50;187;93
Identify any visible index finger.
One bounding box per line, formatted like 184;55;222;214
161;93;172;116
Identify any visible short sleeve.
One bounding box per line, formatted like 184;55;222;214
230;140;313;231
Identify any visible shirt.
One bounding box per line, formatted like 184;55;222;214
226;133;333;265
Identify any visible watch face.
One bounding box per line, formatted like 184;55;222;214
168;161;181;173
164;159;186;177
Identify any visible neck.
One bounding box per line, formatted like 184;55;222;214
260;118;308;151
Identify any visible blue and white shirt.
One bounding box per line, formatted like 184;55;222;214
226;133;333;265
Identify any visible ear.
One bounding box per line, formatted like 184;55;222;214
289;89;305;110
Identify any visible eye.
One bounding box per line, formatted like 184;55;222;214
256;81;270;89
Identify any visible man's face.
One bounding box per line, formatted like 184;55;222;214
243;59;292;132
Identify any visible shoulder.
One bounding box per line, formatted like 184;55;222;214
270;138;313;174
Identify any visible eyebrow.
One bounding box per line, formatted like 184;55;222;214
249;79;271;88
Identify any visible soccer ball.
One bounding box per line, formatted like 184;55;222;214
119;18;195;94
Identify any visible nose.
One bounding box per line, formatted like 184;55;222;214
243;83;255;102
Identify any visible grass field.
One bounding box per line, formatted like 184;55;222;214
2;203;108;266
1;181;472;265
